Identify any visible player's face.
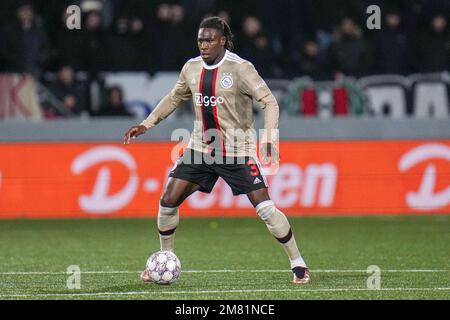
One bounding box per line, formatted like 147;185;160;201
197;28;226;64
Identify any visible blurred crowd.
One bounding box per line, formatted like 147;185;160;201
0;0;449;118
1;0;450;78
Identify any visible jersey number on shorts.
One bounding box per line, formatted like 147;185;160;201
246;160;260;177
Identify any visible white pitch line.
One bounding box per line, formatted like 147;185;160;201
310;269;450;273
185;269;450;273
0;271;136;275
1;287;450;298
0;269;448;275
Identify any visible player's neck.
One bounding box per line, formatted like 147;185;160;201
207;49;226;66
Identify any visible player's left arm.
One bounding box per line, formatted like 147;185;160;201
239;62;280;164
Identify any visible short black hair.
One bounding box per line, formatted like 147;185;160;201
199;16;234;51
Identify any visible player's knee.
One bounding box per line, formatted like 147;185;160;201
160;195;181;208
255;200;276;220
256;201;292;241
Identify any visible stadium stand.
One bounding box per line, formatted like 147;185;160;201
0;0;449;120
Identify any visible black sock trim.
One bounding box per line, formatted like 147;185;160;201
275;229;292;244
159;228;176;236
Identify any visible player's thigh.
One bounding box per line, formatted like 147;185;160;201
170;148;218;194
217;157;267;197
160;177;201;207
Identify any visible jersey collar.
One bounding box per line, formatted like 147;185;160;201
202;50;229;70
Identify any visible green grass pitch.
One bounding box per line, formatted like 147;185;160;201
0;216;449;300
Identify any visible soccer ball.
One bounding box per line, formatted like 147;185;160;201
146;250;181;285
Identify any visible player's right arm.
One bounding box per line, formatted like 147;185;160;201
123;64;192;144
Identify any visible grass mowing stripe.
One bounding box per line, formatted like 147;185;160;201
0;269;449;275
1;287;450;298
1;217;448;299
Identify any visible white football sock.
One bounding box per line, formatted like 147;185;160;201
157;205;179;251
256;200;308;269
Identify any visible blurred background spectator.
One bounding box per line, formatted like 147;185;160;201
292;39;327;79
238;16;277;77
372;9;410;74
0;1;50;78
56;5;85;71
47;65;86;117
413;13;450;72
96;85;134;117
106;15;149;71
149;3;194;71
79;9;108;74
327;17;372;78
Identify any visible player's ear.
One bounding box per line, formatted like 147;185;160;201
220;36;226;46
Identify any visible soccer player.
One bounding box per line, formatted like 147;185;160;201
123;16;310;284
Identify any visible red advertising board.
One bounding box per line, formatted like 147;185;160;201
0;141;449;218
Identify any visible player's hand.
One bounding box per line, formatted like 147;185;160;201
259;142;280;165
123;125;147;144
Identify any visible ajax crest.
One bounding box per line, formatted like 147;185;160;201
220;73;233;89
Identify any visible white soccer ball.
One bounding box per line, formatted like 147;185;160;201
146;251;181;285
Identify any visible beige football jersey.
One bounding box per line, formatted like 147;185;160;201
141;50;279;157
